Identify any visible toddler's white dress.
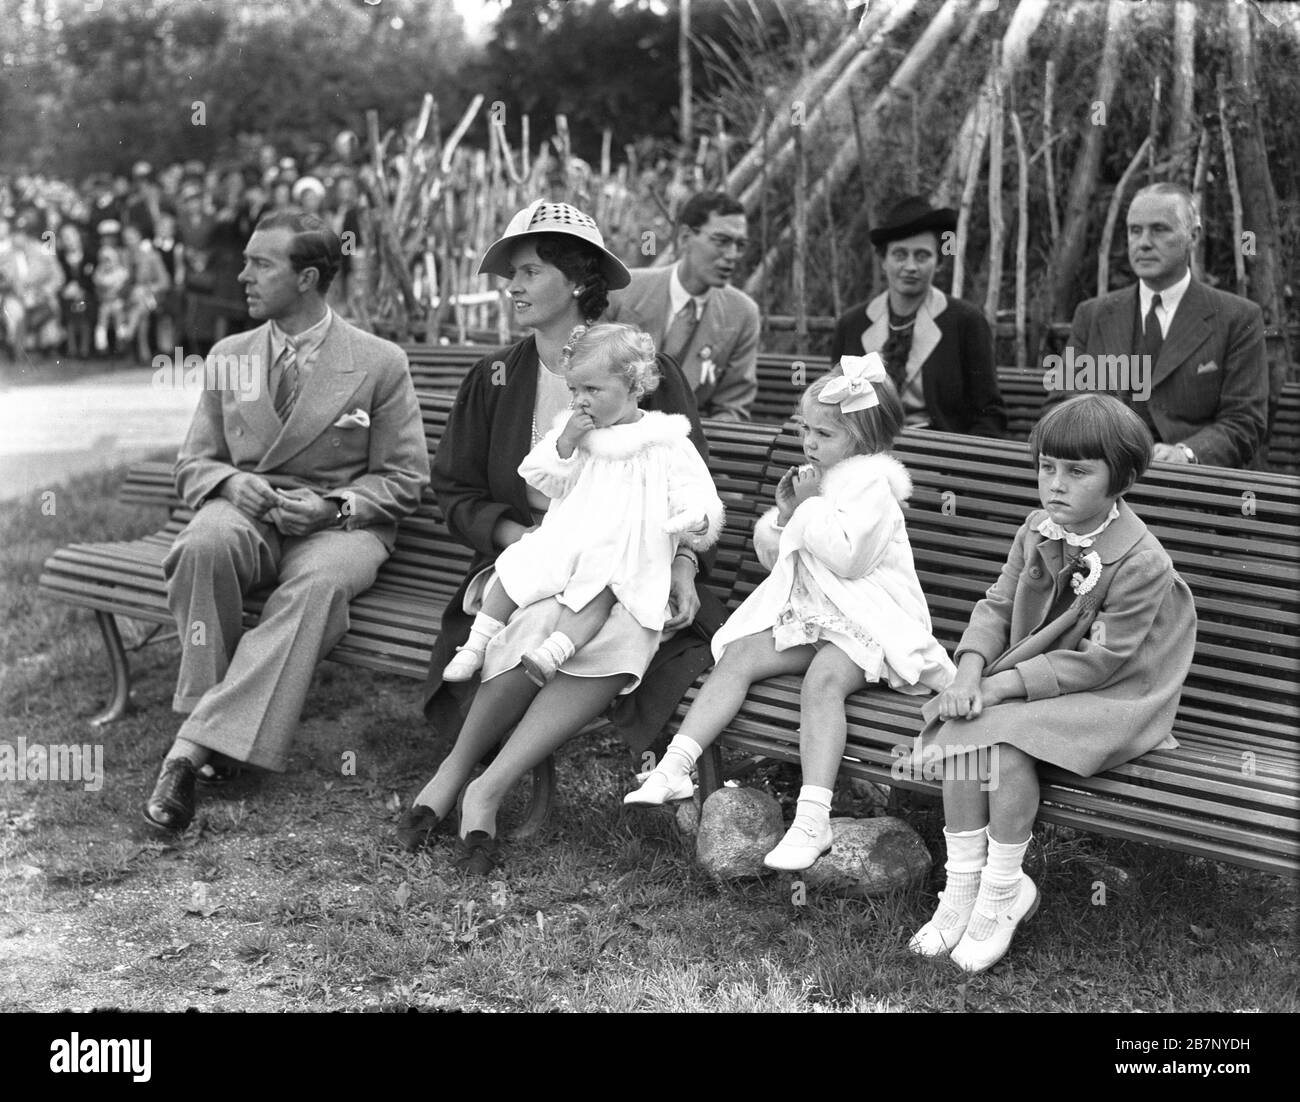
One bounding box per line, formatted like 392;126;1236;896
494;410;724;631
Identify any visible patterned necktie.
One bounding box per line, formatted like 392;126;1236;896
1142;293;1163;364
273;335;300;422
662;301;697;363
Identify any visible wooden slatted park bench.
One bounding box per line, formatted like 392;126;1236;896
39;367;1299;871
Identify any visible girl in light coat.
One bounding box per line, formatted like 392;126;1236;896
625;355;955;871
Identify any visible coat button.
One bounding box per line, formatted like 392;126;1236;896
1028;566;1043;579
331;437;340;447
232;427;243;437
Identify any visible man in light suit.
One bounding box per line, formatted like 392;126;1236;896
604;191;760;421
143;210;429;832
1061;182;1267;469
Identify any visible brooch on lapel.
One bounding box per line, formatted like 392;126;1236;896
698;345;717;387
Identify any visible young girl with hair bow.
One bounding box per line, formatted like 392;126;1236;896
626;353;954;871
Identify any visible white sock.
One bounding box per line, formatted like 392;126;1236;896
965;832;1031;941
933;825;988;928
462;612;505;656
538;630;576;667
793;784;833;833
656;734;703;780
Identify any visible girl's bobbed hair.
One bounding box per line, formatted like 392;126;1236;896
801;368;904;455
564;322;661;396
1029;394;1152;495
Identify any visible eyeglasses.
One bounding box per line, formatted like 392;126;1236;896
697;230;749;255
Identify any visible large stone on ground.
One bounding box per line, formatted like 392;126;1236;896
801;816;931;898
696;787;784;879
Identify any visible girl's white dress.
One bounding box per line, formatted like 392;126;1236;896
494;410;725;630
712;452;954;693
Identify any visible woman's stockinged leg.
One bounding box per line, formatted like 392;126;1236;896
412;668;539;819
458;672;628;838
797;645;867;790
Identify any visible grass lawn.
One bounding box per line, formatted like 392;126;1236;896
1;464;1297;1014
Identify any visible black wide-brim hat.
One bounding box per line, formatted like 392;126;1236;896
869;196;958;248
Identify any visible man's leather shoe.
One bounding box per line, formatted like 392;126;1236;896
142;757;198;834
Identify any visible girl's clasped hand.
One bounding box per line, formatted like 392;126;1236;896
774;463;821;524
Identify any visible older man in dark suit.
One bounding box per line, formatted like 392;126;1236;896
143;210;429;832
1061;182;1267;469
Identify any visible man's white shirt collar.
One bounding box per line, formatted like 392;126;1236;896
669;264;709;321
1138;269;1190;337
270;306;333;366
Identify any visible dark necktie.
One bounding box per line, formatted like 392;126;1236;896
662;301;697;363
1142;293;1163;364
273;336;300;422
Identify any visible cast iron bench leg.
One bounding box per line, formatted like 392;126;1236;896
698;743;724;801
508;756;556;842
90;610;134;727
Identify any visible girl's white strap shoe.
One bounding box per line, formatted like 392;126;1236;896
949;875;1040;974
908;892;978;957
442;646;485;682
762;820;833;871
623;769;694;806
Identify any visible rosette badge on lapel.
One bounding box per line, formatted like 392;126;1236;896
820;352;889;412
697;345;717;388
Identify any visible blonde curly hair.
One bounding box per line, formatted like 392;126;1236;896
564;322;661;396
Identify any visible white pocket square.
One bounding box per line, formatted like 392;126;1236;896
1196;361;1219;375
332;408;370;429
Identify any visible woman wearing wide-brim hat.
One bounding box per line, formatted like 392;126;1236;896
406;200;728;872
830;196;1007;438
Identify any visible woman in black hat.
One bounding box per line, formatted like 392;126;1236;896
830;197;1006;438
404;200;727;872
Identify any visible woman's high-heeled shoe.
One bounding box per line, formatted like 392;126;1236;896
395;803;454;852
454;830;499;876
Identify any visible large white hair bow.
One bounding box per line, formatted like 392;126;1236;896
818;352;889;413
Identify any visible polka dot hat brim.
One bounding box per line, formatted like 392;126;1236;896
477;199;632;289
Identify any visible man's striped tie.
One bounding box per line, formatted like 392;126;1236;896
273;335;300;422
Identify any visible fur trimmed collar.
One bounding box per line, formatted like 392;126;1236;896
819;452;913;502
548;409;693;458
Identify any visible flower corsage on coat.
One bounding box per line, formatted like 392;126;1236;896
1068;550;1103;611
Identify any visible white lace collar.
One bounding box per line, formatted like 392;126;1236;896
1034;502;1120;548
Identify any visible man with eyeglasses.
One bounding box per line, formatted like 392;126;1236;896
605;191;760;421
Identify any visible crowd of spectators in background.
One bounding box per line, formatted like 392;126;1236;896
0;141;368;364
